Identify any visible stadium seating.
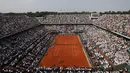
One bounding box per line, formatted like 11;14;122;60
93;14;130;37
0;25;56;72
79;25;129;69
0;14;130;72
37;14;92;24
0;15;40;39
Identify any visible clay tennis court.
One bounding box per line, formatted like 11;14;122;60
40;35;91;67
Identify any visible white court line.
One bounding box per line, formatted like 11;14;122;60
54;47;58;56
72;45;73;56
75;45;77;56
65;42;67;56
73;45;76;56
77;36;92;67
56;47;59;56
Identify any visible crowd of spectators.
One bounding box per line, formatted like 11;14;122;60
0;15;40;39
44;25;85;33
37;14;92;24
0;25;56;72
79;25;129;70
36;66;92;73
80;32;110;69
0;14;130;72
93;14;130;37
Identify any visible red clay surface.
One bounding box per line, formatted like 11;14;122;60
40;35;91;67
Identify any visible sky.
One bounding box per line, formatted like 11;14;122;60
0;0;130;13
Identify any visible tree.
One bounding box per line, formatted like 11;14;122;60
111;11;116;14
117;11;122;14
